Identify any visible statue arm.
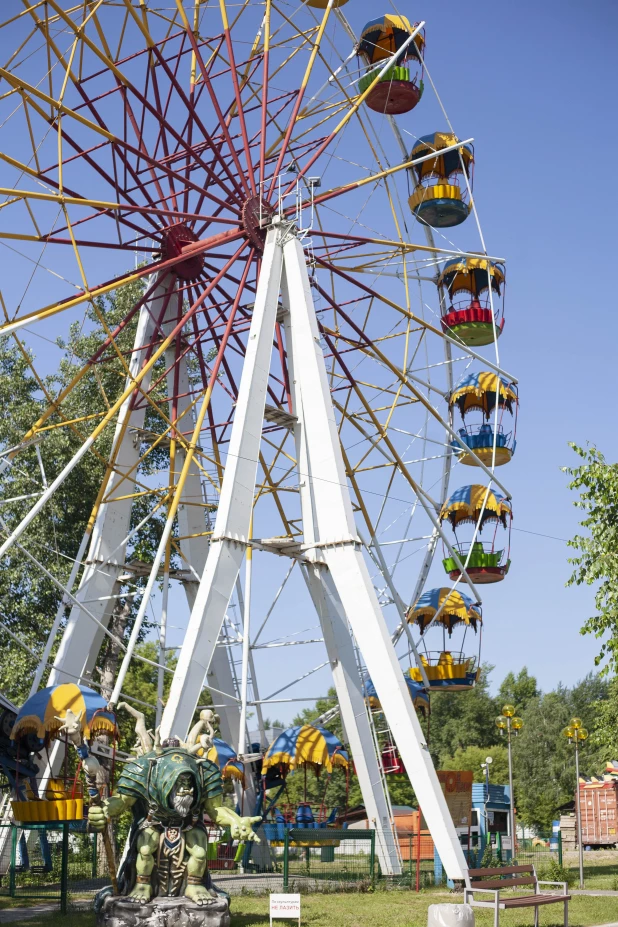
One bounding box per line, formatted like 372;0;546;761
204;796;262;843
88;792;136;832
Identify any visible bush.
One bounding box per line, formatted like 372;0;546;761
536;857;572;887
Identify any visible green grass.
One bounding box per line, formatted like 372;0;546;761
0;892;616;927
563;850;618;891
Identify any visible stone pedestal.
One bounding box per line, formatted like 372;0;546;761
97;895;231;927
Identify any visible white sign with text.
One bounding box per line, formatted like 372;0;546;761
270;893;301;927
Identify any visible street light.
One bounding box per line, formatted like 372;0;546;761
496;705;523;854
480;756;493;839
563;718;589;889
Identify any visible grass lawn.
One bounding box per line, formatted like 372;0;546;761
563;851;618;891
0;892;616;927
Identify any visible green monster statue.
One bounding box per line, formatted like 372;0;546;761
89;707;260;906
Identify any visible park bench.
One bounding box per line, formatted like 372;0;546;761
463;864;570;927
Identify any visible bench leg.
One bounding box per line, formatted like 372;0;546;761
564;899;568;927
534;906;539;927
494;902;499;927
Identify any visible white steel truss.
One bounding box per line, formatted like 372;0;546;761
161;224;468;880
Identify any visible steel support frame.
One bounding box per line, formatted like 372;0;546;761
161;224;468;880
45;273;242;750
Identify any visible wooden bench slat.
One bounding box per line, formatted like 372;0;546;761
468;865;534;877
502;894;570;908
471;876;536;889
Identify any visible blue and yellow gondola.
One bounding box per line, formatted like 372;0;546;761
406;588;482;691
409;133;473;228
448;372;518;466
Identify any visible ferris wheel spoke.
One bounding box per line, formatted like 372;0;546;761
217;0;257;197
0;227;242;337
266;1;335;201
133;34;248;205
175;1;253;200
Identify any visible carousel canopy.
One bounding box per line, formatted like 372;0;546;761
411;132;473;180
206;737;244;782
364;673;429;713
438;257;505;296
261;724;349;776
11;684;116;743
449;371;518;418
359;14;424;65
407;587;482;635
440;484;512;530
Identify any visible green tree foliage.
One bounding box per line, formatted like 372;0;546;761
498;668;539;712
512;675;607;830
564;442;618;673
426;664;501;766
0;276;176;705
440;745;509;785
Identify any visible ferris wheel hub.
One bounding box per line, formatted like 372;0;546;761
242;195;275;251
160;223;204;281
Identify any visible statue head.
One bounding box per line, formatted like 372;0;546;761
170;771;195;816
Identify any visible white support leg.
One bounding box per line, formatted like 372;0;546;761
161;228;284;740
47;275;173;687
301;561;401;874
282;278;401;876
283;235;467;880
162;310;244;753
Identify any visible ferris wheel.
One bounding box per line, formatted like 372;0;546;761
0;1;516;879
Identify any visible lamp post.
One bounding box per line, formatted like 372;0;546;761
496;704;523;856
563;718;589;889
480;756;493;844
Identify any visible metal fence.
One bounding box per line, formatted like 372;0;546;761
1;822;612;909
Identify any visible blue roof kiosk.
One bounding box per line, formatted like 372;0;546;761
435;782;512;884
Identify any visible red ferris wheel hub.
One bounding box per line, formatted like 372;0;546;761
161;223;204;281
242;195;276;252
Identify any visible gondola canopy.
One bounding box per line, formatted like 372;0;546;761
440;485;512;530
407;587;482;635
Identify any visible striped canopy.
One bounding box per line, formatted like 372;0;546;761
359;14;424;65
206;737;244;782
449;371;517;419
411;133;473;181
438;257;504;297
11;684;116;743
440;484;512;530
261;724;349;776
364;673;429;714
407;588;482;635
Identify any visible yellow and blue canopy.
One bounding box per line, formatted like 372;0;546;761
364;674;429;714
411;133;473;181
359;14;425;65
206;737;244;782
11;684;116;743
438;258;505;297
261;724;349;776
440;485;512;530
407;588;482;635
449;371;518;418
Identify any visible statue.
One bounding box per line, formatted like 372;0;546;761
88;708;260;907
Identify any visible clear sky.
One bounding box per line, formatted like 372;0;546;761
424;0;618;692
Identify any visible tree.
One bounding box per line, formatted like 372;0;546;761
426;664;501;766
440;745;509;785
498;668;539;712
564;443;618;673
512;677;605;831
0;275;178;707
